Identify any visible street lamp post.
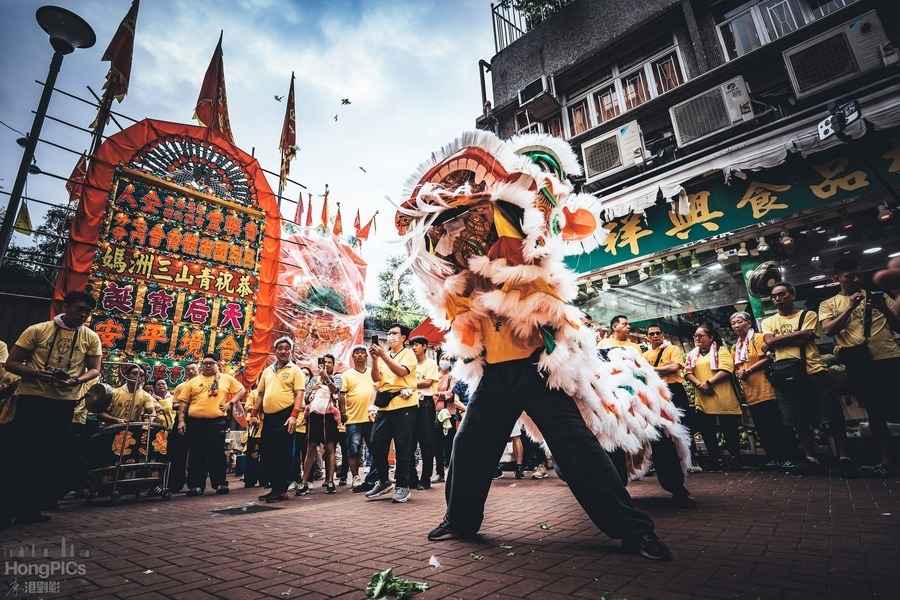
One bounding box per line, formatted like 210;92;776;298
0;6;95;266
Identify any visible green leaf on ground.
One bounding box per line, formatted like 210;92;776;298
365;568;428;599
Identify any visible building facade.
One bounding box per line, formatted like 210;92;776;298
477;0;900;342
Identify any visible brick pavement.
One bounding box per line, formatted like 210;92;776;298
1;470;899;600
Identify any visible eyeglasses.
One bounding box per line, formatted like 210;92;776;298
647;331;662;336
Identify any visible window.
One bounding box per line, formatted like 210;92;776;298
593;85;621;124
652;53;684;94
764;0;801;40
807;0;852;20
515;111;541;134
719;9;763;60
568;99;590;136
622;71;650;111
545;115;563;138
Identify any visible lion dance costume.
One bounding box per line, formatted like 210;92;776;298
395;131;691;545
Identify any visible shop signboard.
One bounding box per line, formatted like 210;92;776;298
89;168;264;384
565;135;900;274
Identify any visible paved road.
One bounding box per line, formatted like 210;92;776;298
1;470;898;599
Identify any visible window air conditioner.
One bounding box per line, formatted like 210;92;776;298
669;76;754;148
784;10;889;100
517;75;560;120
581;121;644;184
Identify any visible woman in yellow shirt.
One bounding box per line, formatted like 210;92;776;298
730;312;791;469
685;324;743;470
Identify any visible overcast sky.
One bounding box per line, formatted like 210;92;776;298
0;0;495;302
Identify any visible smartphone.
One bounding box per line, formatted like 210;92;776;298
370;335;380;346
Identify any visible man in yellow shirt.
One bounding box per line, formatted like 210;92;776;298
341;345;376;489
166;363;197;494
252;337;306;502
177;353;246;495
4;291;102;526
598;316;643;353
366;324;418;504
101;364;157;424
762;283;853;474
820;257;900;475
409;336;440;490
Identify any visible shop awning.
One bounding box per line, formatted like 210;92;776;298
595;82;900;220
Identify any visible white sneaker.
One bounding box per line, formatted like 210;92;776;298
687;465;703;474
352;475;363;488
392;487;410;503
531;464;548;479
287;481;298;491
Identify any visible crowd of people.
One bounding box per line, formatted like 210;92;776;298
1;256;899;530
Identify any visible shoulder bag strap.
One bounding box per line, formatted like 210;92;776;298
863;291;873;340
653;348;665;367
797;310;810;366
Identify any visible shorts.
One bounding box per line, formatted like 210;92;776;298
510;417;524;438
307;412;339;445
345;422;372;457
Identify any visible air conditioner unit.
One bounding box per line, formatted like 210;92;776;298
517;75;560;120
581;121;644;183
669;76;754;148
784;10;888;100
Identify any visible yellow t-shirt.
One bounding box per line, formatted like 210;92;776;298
376;347;418;411
732;333;776;406
259;362;306;414
819;291;900;361
416;358;440;396
761;310;826;374
108;384;157;421
642;344;685;385
244;390;263;438
181;373;244;419
13;320;102;400
481;318;542;364
599;337;643;353
155;393;176;429
689;346;742;415
341;367;375;425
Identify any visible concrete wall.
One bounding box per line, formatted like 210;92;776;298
490;0;681;107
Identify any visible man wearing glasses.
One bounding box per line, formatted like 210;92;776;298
366;324;418;504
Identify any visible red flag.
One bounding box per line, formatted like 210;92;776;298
358;212;377;241
320;186;329;228
333;203;343;237
353;208;361;233
279;72;297;188
101;0;139;102
193;31;234;143
66;153;88;203
293;191;304;224
305;193;313;227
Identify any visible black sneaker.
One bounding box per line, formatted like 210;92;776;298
186;487;203;497
353;481;375;494
492;467;503;480
258;491;276;501
364;481;394;500
623;533;673;561
514;466;524;480
324;482;337;494
415;483;425;491
264;493;287;503
215;485;230;495
294;483;310;497
427;520;467;541
671;491;697;509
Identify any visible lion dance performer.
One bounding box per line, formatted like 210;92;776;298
395;131;692;561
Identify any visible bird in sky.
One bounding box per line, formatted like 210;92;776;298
341;98;351;105
274;95;284;102
358;166;367;173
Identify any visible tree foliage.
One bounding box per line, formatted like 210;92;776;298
500;0;569;28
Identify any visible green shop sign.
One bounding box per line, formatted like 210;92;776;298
565;134;900;274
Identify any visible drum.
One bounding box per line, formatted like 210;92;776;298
89;421;167;468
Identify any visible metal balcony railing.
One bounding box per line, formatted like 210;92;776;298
491;0;574;53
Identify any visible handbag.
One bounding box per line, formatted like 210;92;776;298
835;293;873;369
374;390;401;409
769;310;810;389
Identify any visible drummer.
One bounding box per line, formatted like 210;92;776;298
101;365;157;425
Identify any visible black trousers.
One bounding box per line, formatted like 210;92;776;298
748;400;789;462
845;356;899;453
244;436;263;486
186;416;227;490
437;422;456;478
167;427;188;492
291;431;308;483
409;396;438;485
696;413;741;462
4;395;75;516
610;432;686;496
338;431;349;480
444;353;655;539
371;406;417;488
262;406;292;494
